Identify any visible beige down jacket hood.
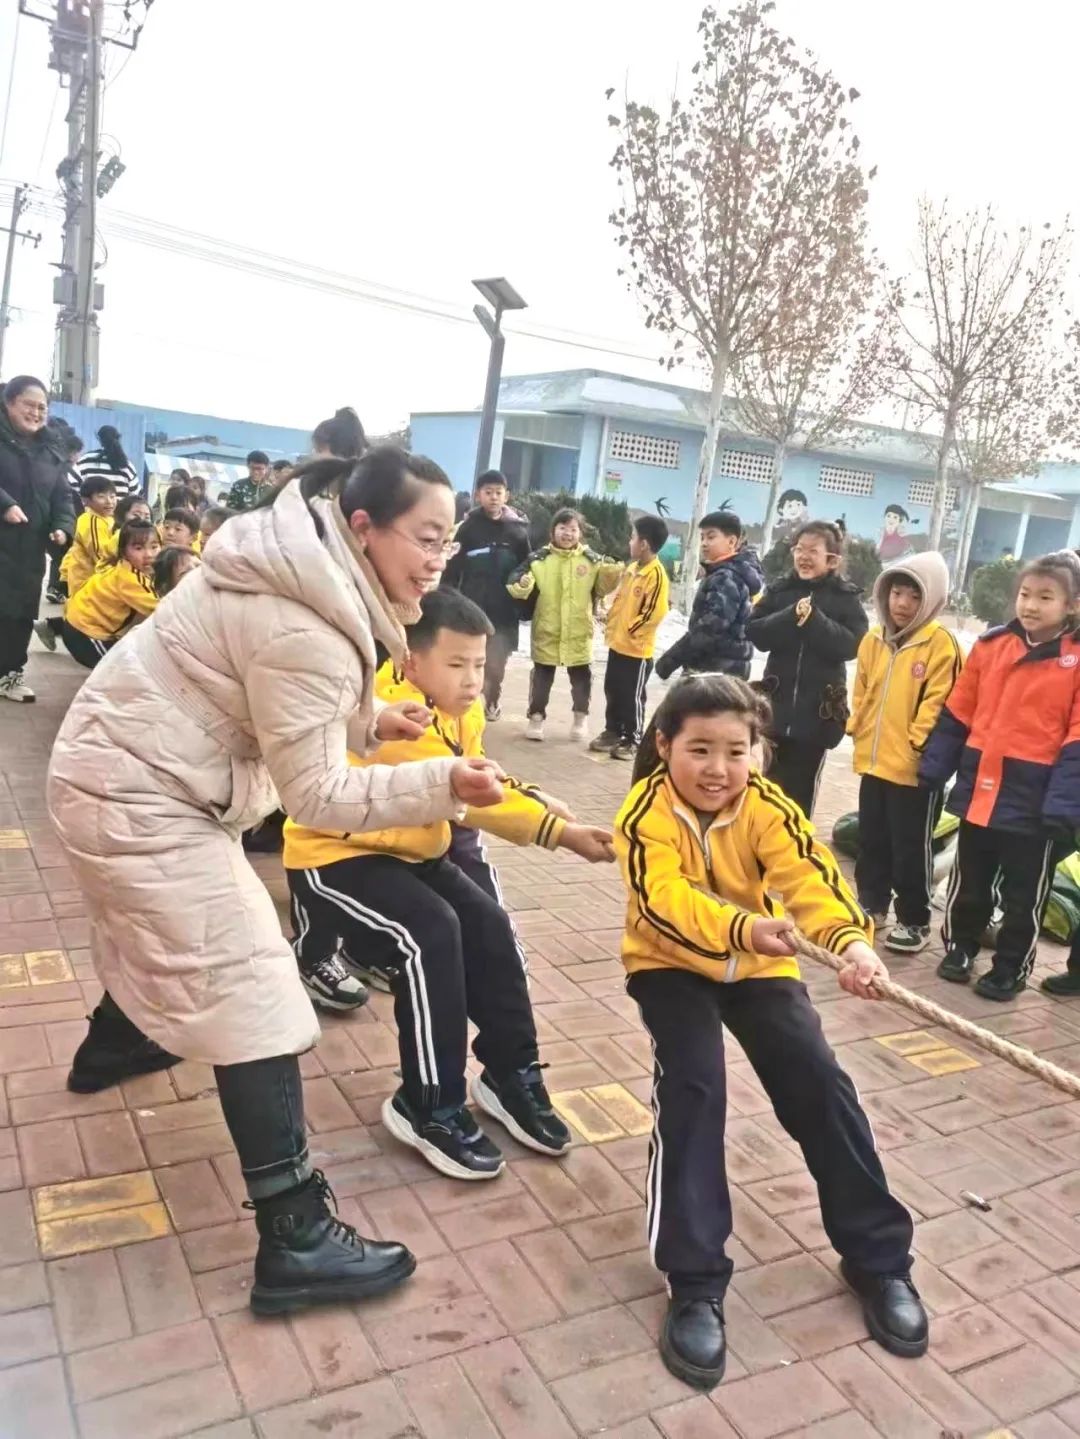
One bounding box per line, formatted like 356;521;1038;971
46;481;461;1064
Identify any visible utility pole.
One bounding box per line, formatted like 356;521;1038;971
19;0;149;404
0;186;42;376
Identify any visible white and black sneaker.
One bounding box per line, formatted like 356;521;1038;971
0;670;35;703
340;949;395;994
884;924;931;954
299;953;369;1012
381;1089;504;1180
32;620;57;653
471;1064;571;1156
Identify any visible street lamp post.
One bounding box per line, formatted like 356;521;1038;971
472;277;526;482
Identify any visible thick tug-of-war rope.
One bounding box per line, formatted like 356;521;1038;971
790;932;1080;1101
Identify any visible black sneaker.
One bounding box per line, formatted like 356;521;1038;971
68;1000;181;1094
588;729;619;753
249;1169;415;1315
380;1089;504;1180
1041;970;1080;997
471;1064;571;1156
937;945;975;983
974;963;1025;1002
659;1297;726;1389
610;740;637;762
885;923;931;954
841;1259;928;1358
340;950;395;994
484;703;502;722
45;586;64;605
299;953;369;1012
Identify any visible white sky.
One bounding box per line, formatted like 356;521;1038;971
0;0;1075;433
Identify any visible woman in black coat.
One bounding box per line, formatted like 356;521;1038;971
747;520;868;817
0;376;74;702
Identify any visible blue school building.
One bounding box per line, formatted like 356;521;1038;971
410;369;1080;566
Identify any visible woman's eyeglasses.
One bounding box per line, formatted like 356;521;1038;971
389;527;460;560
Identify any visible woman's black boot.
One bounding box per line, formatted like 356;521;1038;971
67;995;180;1093
249;1170;416;1316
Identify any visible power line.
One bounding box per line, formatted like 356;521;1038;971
0;10;21;169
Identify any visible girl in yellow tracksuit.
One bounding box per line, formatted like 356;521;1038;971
847;551;963;953
506;507;622;740
614;673;923;1390
61;519;160;669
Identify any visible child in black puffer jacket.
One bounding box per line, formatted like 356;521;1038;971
656;510;763;681
748;520;867;818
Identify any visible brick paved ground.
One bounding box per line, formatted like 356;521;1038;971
2;642;1080;1438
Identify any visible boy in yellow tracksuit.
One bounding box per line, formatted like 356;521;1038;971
613;674;923;1391
847;551;964;954
282;586;615;1182
591;514;671;761
61;477;117;595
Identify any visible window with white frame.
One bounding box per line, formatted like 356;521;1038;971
908;478;958;509
608;429;680;470
719;448;774;484
818;464;875;497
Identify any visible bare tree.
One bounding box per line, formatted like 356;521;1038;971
608;1;869;604
731;242;893;552
890;200;1073;551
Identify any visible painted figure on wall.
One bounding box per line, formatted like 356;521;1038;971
775;489;809;541
878;503;912;561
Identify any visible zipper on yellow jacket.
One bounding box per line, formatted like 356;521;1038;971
614;767;871;984
282;666;566;870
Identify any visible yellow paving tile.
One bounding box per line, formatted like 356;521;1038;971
0;954;28;987
0;829;29;848
33;1169;160;1224
25;949;74;984
551;1089;624;1143
586;1082;653;1137
875;1030;942;1057
37;1201;172;1259
904;1047;981;1076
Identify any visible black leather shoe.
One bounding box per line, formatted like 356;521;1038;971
936;946;975;984
250;1170;415;1315
1041;970;1080;997
659;1297;726;1389
974;965;1025;1002
841;1260;928;1357
67;1000;180;1094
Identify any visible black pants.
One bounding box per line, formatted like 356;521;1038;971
60;621;116;670
855;776;941;927
528;662;591;719
768;738;828;818
99;994;310;1202
46;533;71;593
0;616;33;675
943;820;1059;980
288;854;537;1111
627;969;913;1299
604;650;652;744
484;627;516;710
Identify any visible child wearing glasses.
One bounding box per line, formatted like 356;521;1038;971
748;520;868;818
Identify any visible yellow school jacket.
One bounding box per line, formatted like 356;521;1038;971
64;560;157;641
60;511;115;597
282;668;567;870
605;556;670;660
614;768;871;983
848;621;964;785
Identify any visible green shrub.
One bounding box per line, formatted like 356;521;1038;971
969;558;1018;625
515;490;631;559
843;536;882;594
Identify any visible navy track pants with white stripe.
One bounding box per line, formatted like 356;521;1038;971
288;854;538;1112
855;775;942;928
943;819;1060;981
626;969;913;1301
604;649;653;745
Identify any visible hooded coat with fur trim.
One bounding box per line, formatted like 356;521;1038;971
46;481;462;1065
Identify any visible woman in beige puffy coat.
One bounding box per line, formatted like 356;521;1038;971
46;448;504;1316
